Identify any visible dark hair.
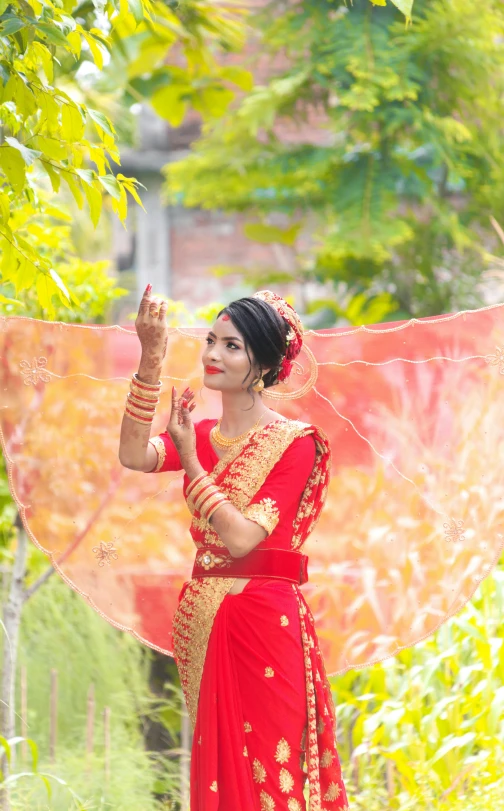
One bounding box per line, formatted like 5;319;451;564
218;297;289;391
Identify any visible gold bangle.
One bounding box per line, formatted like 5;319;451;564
130;383;159;403
193;483;219;512
125;406;154;425
126;394;157;412
125;400;157;420
186;471;209;499
198;490;226;518
205;497;230;522
127;393;157;412
188;477;214;508
132;373;162;390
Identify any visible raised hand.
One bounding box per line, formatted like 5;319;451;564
135;284;168;365
166;385;197;464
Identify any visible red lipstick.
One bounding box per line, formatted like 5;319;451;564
205;365;223;374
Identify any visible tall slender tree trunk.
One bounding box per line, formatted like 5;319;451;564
1;514;28;811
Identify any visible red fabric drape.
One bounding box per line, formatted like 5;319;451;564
190;578;348;811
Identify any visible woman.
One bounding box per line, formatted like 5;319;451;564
119;285;349;811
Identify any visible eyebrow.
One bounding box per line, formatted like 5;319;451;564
208;331;243;343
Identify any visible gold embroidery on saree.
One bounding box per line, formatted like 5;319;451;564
323;782;343;801
287;800;303;811
293;585;322;811
275;738;291;764
265;667;275;678
279;767;295;793
172;577;235;728
291;429;331;551
253;759;267;783
243;497;280;535
260;790;275;810
320;748;334;768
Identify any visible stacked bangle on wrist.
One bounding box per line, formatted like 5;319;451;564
187;472;230;521
124;373;162;426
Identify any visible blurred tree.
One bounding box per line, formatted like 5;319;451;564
165;0;504;320
0;0;250;316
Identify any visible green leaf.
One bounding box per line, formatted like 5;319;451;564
41;160;61;192
98;174;122;200
16;255;36;292
0;146;26;193
83;181;103;227
62;171;84;208
36;273;55;317
36;22;71;47
87;107;116;138
244;222;301;246
4;136;41;166
128;0;144;23
389;0;414;17
193;86;234;119
219;66;253;91
151;85;188;127
82;31;105;70
61;103;85;142
429;733;476;765
0;294;23;306
48;268;70;303
0;16;26;36
0;736;11;761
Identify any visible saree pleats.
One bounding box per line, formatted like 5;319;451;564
188;579;348;811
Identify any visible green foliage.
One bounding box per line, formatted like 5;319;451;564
0;0;150;309
334;566;504;808
4;575;181;809
0;192;128;319
0;734;87;808
165;0;504;318
0;0;249;315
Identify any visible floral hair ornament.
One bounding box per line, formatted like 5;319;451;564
252;290;304;382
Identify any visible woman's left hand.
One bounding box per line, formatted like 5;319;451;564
166;386;197;465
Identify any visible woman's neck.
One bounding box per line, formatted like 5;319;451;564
219;390;269;437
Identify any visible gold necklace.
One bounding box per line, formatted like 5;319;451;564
211;413;266;449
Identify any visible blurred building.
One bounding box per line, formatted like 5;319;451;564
113;1;331;320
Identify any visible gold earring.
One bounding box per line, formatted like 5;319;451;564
252;376;264;392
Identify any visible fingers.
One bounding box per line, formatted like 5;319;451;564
138;283;152;316
137;283;167;321
167;386;195;429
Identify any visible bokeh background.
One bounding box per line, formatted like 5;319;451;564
1;0;504;809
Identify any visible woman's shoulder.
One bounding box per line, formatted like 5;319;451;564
194;418;217;440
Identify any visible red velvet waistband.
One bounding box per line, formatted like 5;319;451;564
192;547;309;585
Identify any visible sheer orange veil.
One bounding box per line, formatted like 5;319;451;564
1;304;503;675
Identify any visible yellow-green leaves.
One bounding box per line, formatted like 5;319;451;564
0;0;150;314
389;0;415;19
370;0;415;17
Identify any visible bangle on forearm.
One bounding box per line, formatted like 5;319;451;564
186;471;209;500
124;373;162;426
130;386;160;405
193;482;219;512
204;495;230;522
133;372;161;390
197;488;227;516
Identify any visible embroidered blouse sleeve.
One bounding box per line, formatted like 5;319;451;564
242;434;317;536
147;431;183;472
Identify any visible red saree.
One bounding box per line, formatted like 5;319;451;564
149;418;348;810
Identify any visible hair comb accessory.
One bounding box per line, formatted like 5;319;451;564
252;290;304;382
